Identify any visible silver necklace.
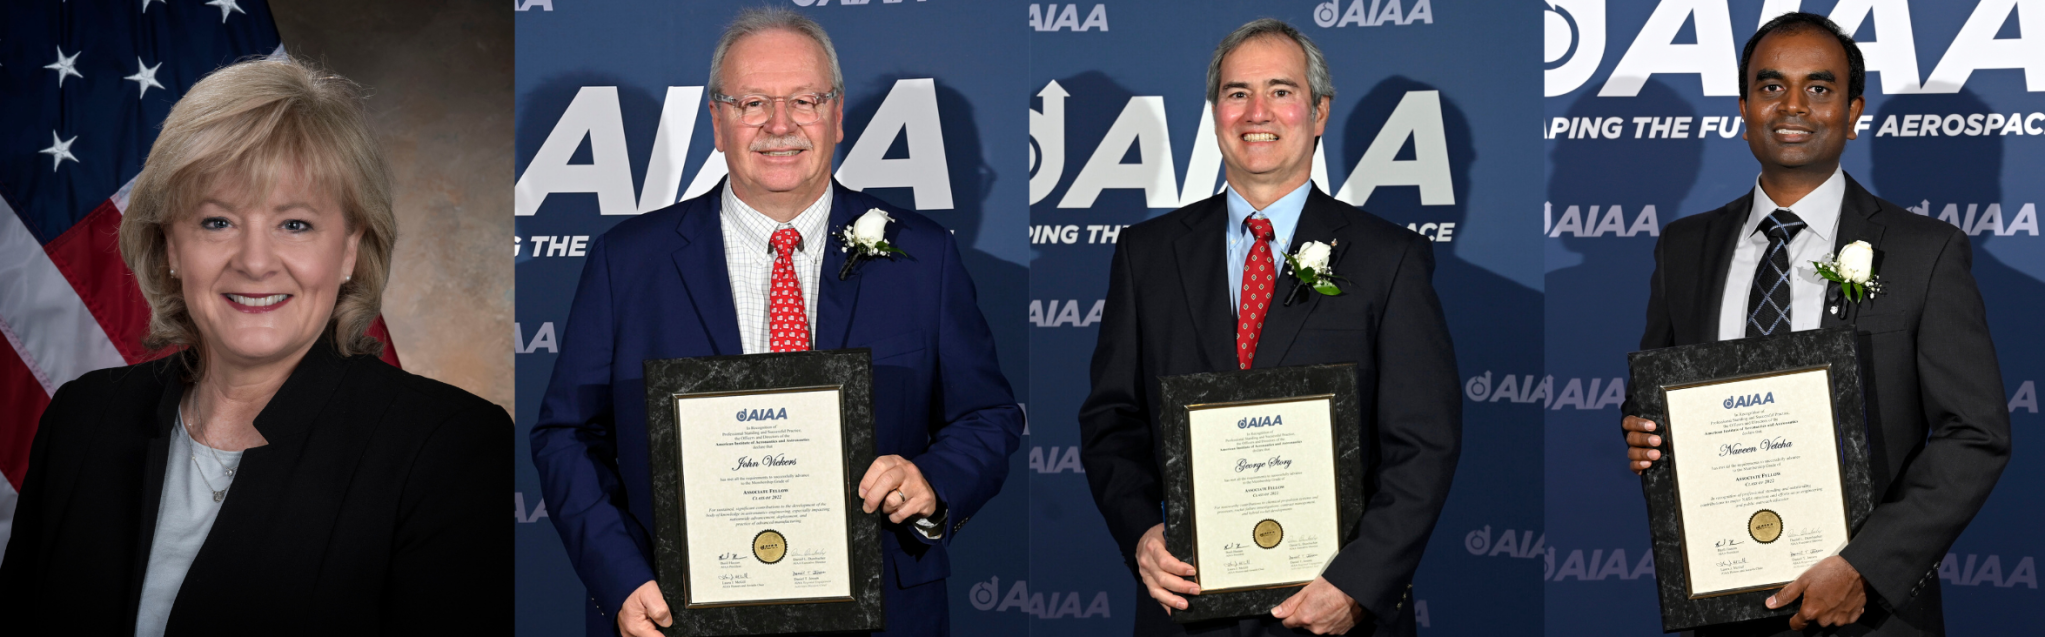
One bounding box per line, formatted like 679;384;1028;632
178;402;237;503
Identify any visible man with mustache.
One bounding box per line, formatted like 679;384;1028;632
1619;12;2009;636
530;8;1022;637
1080;19;1460;637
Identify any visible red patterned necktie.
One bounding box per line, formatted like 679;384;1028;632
1236;217;1276;370
769;227;811;352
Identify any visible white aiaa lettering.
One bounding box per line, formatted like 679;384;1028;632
1922;0;2045;93
1335;90;1455;206
1044;86;1449;210
837;78;953;209
1600;0;1740;97
518;82;952;217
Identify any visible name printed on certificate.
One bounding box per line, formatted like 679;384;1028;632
1667;368;1851;597
675;388;852;606
1187;397;1341;593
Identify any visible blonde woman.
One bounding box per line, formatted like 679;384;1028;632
0;57;509;635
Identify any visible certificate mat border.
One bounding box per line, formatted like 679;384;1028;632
1661;365;1850;600
1158;364;1364;625
1182;394;1341;595
645;350;885;636
672;384;854;609
1627;328;1876;633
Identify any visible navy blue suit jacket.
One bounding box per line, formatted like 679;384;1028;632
531;181;1022;635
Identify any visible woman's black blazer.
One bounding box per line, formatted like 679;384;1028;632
0;342;511;635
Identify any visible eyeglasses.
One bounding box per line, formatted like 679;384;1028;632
710;91;838;127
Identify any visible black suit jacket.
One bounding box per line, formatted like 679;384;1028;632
1080;187;1462;637
0;343;512;635
1633;174;2010;637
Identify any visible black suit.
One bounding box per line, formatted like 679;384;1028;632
1080;187;1462;637
0;343;512;635
1633;174;2010;636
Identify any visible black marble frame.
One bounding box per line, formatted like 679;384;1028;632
644;349;884;636
1628;328;1876;632
1157;364;1364;624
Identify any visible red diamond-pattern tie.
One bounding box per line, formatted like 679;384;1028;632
1237;217;1276;370
769;228;810;352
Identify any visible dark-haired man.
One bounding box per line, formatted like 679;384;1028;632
1081;18;1460;637
1620;12;2009;636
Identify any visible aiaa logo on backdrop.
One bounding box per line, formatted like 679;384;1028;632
968;577;1112;619
1545;0;2045;98
1313;0;1436;28
517;79;953;217
1028;81;1457;211
1464;371;1627;410
1544;202;1660;237
1030;4;1109;32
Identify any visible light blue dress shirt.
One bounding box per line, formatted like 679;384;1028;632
1224;182;1311;315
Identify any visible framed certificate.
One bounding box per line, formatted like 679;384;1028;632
1628;328;1876;632
1157;364;1364;624
644;349;885;636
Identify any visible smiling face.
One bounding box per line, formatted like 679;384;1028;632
1738;28;1864;174
164;167;361;373
710;28;843;208
1213;35;1329;193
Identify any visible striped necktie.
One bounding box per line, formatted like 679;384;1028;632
1746;209;1806;337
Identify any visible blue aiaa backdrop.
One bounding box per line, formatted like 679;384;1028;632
513;1;1026;635
1028;2;1540;635
1544;1;2045;634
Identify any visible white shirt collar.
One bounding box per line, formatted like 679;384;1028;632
1745;166;1845;247
721;183;833;254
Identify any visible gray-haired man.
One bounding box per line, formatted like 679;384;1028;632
532;8;1023;637
1081;18;1461;637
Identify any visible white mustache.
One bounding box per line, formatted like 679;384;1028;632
750;134;814;152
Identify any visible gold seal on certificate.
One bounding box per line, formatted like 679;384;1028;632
753;530;787;564
1628;328;1876;632
1253;520;1283;549
1748;511;1781;544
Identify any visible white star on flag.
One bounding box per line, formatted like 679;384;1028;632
45;47;83;88
125;58;165;99
206;0;246;23
41;131;80;172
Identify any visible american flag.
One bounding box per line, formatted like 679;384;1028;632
0;0;399;559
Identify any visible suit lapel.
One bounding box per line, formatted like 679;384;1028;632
1172;196;1239;372
672;183;744;356
125;374;181;629
1824;175;1889;329
815;183;864;351
1697;191;1754;341
1252;189;1350;369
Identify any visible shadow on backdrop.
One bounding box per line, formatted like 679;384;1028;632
843;76;1028;400
1539;78;1703;636
1338;76;1544;635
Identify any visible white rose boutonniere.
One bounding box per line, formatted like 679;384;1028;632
1281;239;1344;298
835;208;909;280
1812;240;1882;302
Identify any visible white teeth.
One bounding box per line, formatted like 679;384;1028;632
227;294;288;307
1776;129;1807;135
762;150;800;156
1243;133;1278;142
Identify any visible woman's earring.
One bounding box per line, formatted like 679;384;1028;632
169;267;176;277
343;275;352;284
